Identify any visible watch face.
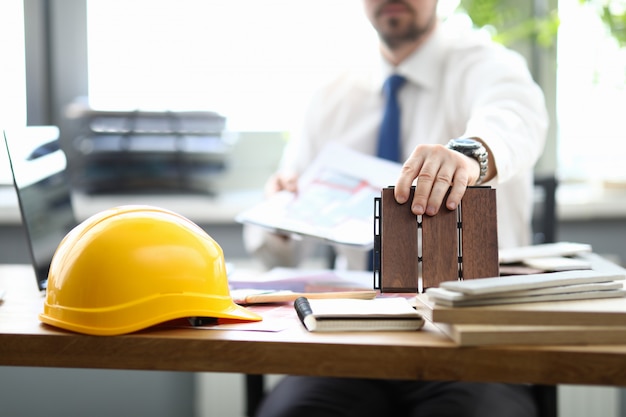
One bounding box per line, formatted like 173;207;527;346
452;138;481;149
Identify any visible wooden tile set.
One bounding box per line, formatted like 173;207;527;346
374;186;499;293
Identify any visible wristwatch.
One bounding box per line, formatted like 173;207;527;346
446;138;489;185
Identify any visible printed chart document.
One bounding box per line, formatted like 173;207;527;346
235;144;402;249
294;297;424;332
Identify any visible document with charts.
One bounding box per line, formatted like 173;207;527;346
235;143;402;249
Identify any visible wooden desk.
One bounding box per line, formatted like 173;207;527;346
1;264;626;387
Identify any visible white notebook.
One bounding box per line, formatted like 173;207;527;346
294;297;424;332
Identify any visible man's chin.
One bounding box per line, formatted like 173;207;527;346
379;27;415;47
377;17;433;50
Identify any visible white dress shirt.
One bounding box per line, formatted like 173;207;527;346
246;21;549;269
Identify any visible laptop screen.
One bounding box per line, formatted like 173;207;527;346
3;126;77;291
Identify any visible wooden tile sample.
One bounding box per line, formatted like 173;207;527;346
438;322;626;346
377;186;499;293
420;254;626;326
379;187;418;292
460;187;499;279
439;269;624;295
421;202;458;289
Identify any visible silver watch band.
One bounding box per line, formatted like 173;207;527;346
445;138;488;185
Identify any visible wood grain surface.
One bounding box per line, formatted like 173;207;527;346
3;263;626;386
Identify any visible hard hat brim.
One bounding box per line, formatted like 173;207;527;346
39;293;262;336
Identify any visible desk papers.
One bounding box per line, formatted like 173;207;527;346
235;143;401;249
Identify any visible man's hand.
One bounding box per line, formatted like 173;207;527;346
265;173;298;196
260;173;300;242
394;144;481;216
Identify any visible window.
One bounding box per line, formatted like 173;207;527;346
557;0;626;184
0;0;26;128
0;0;26;184
86;0;377;132
85;0;626;185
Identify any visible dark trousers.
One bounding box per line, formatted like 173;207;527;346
255;376;538;417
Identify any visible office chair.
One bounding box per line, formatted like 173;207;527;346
244;175;559;417
245;374;265;417
245;378;558;417
533;175;558;245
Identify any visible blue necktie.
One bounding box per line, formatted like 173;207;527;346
376;74;406;162
370;74;406;271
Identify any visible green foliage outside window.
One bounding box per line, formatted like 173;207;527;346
456;0;626;49
457;0;560;47
580;0;626;47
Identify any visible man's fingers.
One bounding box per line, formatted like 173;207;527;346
394;144;476;216
424;169;455;216
445;181;466;211
265;173;299;196
394;156;424;204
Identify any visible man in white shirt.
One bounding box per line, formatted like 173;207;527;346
245;0;547;271
252;0;547;416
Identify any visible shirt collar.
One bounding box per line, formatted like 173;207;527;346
378;22;445;92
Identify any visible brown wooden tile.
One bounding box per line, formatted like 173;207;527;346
378;186;499;292
460;187;499;279
421;195;459;290
379;187;418;292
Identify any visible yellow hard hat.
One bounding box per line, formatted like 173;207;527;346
39;205;261;336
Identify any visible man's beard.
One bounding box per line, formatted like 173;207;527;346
379;16;435;50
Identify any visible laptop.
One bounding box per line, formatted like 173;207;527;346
3;126;77;292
